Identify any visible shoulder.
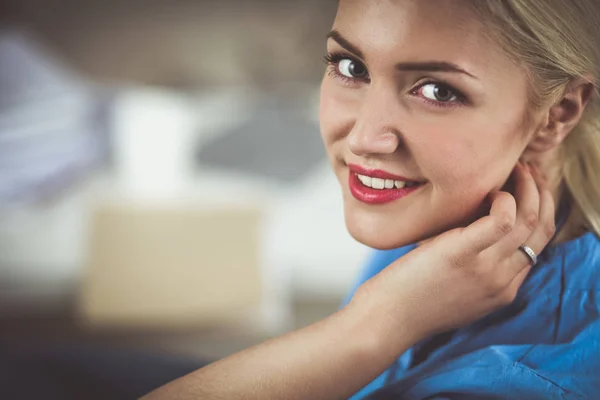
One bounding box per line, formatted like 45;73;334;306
377;320;600;399
560;232;600;291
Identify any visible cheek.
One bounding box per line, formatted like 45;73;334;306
416;122;517;200
415;129;486;185
417;137;497;227
319;81;357;145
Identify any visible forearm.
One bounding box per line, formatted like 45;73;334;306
141;294;415;400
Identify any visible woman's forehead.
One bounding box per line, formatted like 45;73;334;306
332;0;510;77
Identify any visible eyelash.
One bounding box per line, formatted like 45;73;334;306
323;52;367;84
323;52;468;109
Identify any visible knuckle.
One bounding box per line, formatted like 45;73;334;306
523;211;539;231
543;220;556;240
449;253;468;269
495;214;513;236
444;246;473;269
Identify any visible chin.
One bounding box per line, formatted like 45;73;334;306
344;210;436;250
344;205;477;250
348;228;414;250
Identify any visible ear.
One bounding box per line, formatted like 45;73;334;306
527;75;595;152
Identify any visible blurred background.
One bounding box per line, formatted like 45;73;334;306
0;0;372;398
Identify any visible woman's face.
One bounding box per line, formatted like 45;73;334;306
320;0;539;249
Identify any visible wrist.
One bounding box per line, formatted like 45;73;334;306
343;282;422;362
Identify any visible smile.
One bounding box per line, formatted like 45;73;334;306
356;174;422;189
347;164;426;205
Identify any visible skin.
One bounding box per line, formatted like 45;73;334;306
142;1;592;399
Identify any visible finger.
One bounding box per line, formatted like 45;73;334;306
495;162;540;255
456;190;516;254
507;179;556;274
502;263;532;304
528;161;548;188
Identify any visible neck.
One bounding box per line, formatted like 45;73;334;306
529;148;588;245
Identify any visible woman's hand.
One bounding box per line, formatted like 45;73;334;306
353;161;556;344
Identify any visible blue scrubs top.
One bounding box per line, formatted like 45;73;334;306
344;231;600;399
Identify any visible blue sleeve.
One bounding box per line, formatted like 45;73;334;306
341;245;416;307
371;320;600;400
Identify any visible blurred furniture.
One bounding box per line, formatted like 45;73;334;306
80;203;263;328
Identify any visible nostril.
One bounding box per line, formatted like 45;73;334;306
348;129;400;156
380;132;400;145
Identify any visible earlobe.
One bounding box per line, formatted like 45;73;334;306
528;76;595;152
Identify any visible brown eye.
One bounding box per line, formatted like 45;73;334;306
338;59;368;79
421;83;458;102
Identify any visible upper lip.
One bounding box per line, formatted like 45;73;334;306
348;163;424;183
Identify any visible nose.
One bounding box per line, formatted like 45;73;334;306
348;85;402;157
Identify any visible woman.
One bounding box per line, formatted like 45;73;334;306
144;1;600;398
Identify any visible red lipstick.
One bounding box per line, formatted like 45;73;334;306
348;164;425;205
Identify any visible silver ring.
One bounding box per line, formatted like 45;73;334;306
519;244;537;266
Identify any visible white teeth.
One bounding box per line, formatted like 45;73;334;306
357;174;372;187
356;174;419;190
372;178;385;189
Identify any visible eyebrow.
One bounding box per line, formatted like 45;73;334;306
326;29;478;80
326;30;365;59
396;61;478;79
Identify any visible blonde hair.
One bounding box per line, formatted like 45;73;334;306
468;0;600;238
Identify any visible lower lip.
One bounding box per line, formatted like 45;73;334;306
348;173;424;205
